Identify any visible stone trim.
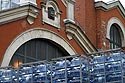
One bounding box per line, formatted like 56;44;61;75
61;0;75;21
61;0;68;7
95;1;125;18
0;4;38;25
41;0;61;28
61;0;75;7
64;19;97;55
1;28;76;67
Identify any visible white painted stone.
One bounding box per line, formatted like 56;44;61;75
42;1;60;28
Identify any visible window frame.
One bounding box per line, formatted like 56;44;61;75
42;0;61;28
109;24;122;49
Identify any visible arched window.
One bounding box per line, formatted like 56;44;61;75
42;0;61;28
110;24;122;49
9;38;69;68
48;7;55;20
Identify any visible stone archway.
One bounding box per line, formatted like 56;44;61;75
1;28;76;67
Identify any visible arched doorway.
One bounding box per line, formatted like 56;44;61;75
9;38;69;68
1;28;76;67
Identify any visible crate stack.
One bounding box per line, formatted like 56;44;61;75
51;55;89;83
18;61;51;83
0;66;18;83
0;49;125;83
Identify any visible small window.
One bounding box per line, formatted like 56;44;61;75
110;24;121;49
42;1;61;28
48;7;55;20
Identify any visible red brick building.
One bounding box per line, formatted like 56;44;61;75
0;0;125;68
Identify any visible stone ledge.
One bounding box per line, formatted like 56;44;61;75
64;20;97;55
0;4;38;25
95;1;125;18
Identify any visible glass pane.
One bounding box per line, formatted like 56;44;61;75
2;0;10;10
11;0;19;8
0;0;1;10
10;39;69;67
10;54;24;68
47;43;56;60
48;7;55;20
110;24;121;49
30;40;36;59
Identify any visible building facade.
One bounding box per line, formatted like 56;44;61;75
0;0;125;68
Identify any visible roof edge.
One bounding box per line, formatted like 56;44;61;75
95;1;125;17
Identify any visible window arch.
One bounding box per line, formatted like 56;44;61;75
9;38;69;68
109;24;122;49
106;17;125;48
1;28;76;67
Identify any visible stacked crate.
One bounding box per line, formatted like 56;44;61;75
18;61;51;83
89;49;124;83
51;55;89;83
0;66;18;83
0;49;125;83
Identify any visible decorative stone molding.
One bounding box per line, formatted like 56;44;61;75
0;4;38;25
41;0;61;28
61;0;75;7
64;19;97;55
67;0;75;4
1;28;76;67
67;0;75;21
95;1;125;18
61;0;68;7
61;0;75;21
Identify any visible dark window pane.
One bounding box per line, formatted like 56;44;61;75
47;43;56;61
9;39;69;68
110;24;121;49
48;7;55;20
36;40;46;60
30;40;36;59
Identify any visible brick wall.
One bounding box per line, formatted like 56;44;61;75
75;0;97;47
